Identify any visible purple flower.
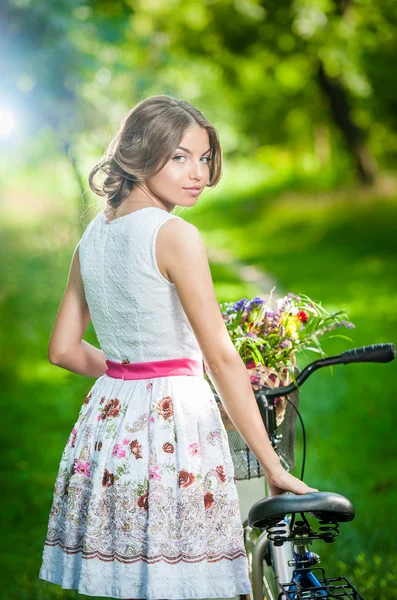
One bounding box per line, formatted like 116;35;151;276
246;297;266;309
340;319;355;329
232;298;248;311
280;339;292;349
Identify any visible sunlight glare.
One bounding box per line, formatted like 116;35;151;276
0;107;16;138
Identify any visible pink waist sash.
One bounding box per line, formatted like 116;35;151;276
105;357;204;380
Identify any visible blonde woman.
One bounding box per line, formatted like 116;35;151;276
38;94;317;600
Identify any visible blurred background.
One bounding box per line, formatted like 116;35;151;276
1;0;396;598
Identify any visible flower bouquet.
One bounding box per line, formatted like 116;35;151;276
209;289;354;428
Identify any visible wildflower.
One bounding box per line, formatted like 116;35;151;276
297;310;308;323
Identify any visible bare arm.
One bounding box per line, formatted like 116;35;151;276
48;243;107;378
158;219;318;495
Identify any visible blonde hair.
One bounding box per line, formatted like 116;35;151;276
88;94;223;209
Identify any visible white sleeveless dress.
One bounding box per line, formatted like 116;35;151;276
38;206;252;600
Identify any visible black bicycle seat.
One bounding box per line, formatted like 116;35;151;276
248;492;355;528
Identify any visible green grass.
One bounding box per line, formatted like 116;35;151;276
1;185;397;598
187;187;397;595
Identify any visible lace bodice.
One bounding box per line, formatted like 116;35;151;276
79;207;203;364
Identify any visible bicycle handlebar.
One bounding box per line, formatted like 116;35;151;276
258;343;396;399
339;343;396;364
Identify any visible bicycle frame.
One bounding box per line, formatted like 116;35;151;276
239;343;396;600
245;480;295;600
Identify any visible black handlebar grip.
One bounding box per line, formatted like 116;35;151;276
339;343;396;364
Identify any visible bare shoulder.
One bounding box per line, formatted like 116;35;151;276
156;216;236;370
156;217;204;282
157;216;201;245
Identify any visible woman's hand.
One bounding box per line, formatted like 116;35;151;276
264;464;318;496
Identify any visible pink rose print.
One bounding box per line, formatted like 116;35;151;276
188;442;201;457
76;460;91;478
150;416;155;423
146;381;153;391
149;465;162;481
112;444;126;458
122;438;130;445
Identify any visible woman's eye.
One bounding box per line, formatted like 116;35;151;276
173;155;212;163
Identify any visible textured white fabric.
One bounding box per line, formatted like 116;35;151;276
78;207;203;364
38;207;252;599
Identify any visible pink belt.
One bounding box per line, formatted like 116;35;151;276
105;357;204;380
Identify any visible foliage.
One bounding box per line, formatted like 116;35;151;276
220;290;354;374
2;0;397;177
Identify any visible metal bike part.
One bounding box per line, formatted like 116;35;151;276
270;518;295;600
251;529;278;600
280;566;365;599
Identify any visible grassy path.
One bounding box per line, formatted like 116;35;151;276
186;188;397;596
1;188;396;598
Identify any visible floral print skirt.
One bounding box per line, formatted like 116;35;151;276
38;373;252;600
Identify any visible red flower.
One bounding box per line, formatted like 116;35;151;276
102;468;114;487
178;469;195;488
204;491;214;509
216;465;226;482
130;439;143;459
83;391;92;405
108;398;121;417
137;490;149;510
157;396;174;420
297;310;308;323
94;441;103;452
162;442;175;454
100;398;121;420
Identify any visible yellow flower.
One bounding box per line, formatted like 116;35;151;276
283;315;300;340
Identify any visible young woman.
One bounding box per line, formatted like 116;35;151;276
38;94;317;600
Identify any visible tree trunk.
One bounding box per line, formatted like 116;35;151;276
317;61;377;185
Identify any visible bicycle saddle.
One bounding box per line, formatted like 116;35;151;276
248;492;355;528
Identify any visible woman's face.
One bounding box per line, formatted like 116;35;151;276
145;125;212;210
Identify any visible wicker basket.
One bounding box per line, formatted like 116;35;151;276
207;363;300;480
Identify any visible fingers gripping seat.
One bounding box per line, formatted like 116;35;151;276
248;492;355;529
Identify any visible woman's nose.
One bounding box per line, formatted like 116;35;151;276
189;160;203;180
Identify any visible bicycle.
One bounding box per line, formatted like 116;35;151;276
213;343;396;600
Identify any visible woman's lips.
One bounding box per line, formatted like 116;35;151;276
184;188;201;196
